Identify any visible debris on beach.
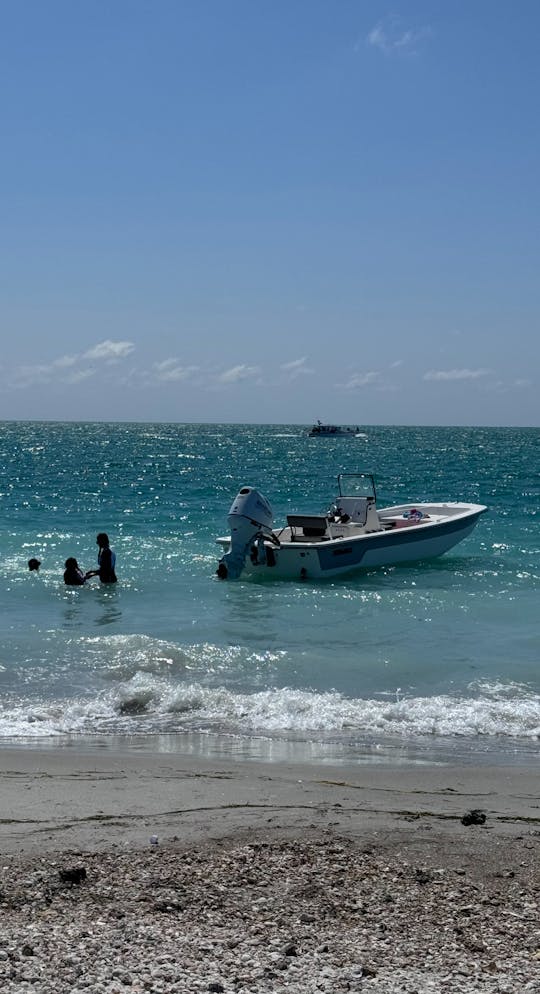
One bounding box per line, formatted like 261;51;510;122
0;834;537;993
461;809;487;826
58;866;87;886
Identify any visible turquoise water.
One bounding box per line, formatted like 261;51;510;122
0;421;539;763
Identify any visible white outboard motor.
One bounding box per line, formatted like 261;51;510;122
217;487;274;580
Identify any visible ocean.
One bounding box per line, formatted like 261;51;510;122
0;421;539;765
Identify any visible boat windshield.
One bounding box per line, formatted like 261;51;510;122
337;473;377;501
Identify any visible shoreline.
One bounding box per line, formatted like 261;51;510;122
1;726;539;769
1;744;539;855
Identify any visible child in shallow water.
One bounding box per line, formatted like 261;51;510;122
63;558;89;586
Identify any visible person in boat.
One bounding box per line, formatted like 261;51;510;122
63;557;88;586
28;558;41;572
86;532;117;584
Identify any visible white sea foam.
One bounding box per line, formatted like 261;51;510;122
1;679;539;743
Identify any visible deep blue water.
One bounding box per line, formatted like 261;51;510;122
0;421;539;764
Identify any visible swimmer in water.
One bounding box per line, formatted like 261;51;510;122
63;558;88;586
86;533;117;584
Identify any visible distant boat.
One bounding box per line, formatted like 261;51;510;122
308;421;362;438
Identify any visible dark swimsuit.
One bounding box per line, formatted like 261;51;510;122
98;547;117;583
64;568;86;586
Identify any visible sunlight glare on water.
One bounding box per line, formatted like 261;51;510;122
0;421;539;764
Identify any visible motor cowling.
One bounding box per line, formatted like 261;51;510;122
217;487;274;579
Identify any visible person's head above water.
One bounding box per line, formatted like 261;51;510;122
64;557;87;586
28;558;41;571
96;533;110;548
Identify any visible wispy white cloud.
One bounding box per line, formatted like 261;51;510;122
423;368;492;382
280;357;314;379
63;367;96;385
83;340;135;361
366;17;431;56
217;364;261;384
52;354;78;369
11;364;56;388
152;359;199;382
343;371;381;389
9;340;135;389
17;354;79;380
481;377;534;395
10;355;80;387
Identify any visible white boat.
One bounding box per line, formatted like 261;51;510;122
216;473;487;581
308;421;362;437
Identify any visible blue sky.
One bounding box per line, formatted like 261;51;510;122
1;1;538;425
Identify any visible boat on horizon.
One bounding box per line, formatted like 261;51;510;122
308;421;364;437
216;473;487;581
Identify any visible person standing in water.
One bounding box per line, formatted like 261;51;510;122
28;558;41;572
88;532;117;583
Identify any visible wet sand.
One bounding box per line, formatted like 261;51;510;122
0;745;538;854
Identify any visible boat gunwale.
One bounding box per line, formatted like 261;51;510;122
216;502;487;552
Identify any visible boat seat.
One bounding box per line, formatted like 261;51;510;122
335;497;368;525
287;514;328;538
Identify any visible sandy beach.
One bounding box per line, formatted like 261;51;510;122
0;746;539;992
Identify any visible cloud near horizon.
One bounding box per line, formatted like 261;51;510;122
152;359;200;382
83;340;135;361
343;371;381;389
5;345;531;401
423;368;492;382
217;364;261;384
280;357;314;379
8;340;135;389
63;367;97;385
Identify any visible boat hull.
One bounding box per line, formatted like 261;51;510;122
307;423;362;437
217;504;486;580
